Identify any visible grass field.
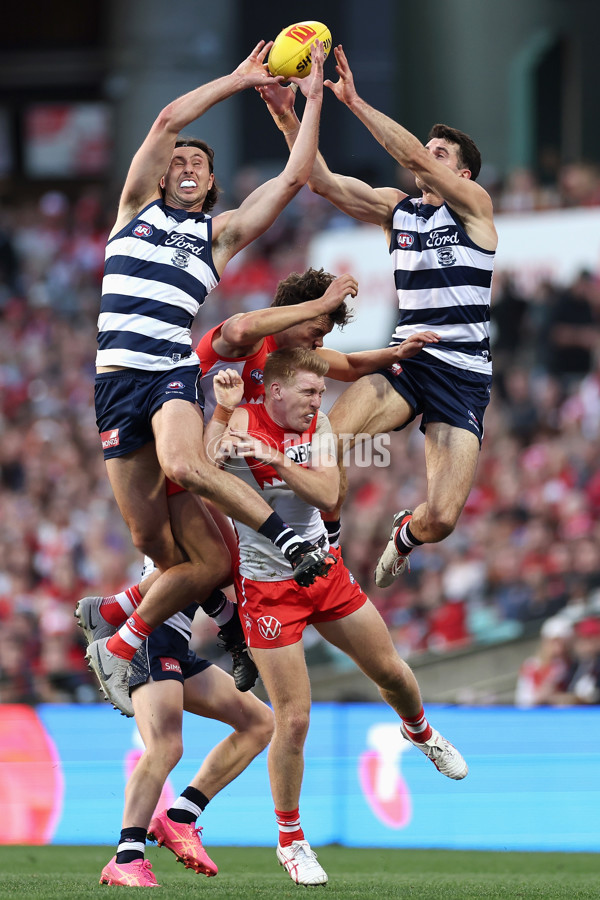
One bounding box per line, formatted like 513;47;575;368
0;845;598;899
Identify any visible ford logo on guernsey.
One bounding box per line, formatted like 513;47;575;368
397;232;414;249
133;222;153;237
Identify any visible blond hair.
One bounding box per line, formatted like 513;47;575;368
264;348;329;388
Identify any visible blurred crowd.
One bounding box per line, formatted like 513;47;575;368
2;156;600;706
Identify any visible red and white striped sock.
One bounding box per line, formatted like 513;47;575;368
106;611;152;661
401;707;433;743
275;807;304;847
100;585;143;626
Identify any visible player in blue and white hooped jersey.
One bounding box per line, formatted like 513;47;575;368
86;40;339;717
260;44;497;588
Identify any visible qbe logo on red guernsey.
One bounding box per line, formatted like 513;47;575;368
257;616;282;640
159;657;182;674
101;428;120;450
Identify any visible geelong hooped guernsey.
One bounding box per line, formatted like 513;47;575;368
227;404;327;581
390;198;494;374
196;327;277;420
97;199;219;370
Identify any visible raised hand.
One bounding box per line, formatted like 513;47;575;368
320;273;358;312
324;44;358;106
289;39;325;100
213;368;244;410
256;80;298;123
234;40;284;89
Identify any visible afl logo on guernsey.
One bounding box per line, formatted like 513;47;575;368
397;232;414;249
167;381;185;389
133;222;153;237
250;368;264;384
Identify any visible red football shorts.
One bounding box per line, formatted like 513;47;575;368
234;547;367;649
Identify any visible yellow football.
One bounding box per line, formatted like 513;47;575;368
268;21;332;80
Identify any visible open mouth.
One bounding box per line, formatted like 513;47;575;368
180;180;197;189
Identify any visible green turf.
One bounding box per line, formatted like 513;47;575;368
0;845;598;899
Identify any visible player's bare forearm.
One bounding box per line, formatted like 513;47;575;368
270;457;339;512
222;279;355;350
321;332;439;381
347;95;425;170
220;307;320;348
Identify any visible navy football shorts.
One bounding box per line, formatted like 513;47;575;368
129;622;211;690
95;364;204;460
378;351;492;445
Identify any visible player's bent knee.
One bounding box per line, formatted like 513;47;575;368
162;460;211;493
130;530;180;567
278;711;310;748
151;740;183;772
255;708;275;748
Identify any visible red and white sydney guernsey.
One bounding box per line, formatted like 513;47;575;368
196;324;278;420
226;403;329;581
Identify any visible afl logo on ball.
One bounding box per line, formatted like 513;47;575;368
257;616;282;640
133;222;153;237
397;232;414;249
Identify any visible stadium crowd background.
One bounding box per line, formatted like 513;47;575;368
2;157;600;707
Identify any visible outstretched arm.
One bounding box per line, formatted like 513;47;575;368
112;41;282;235
318;331;440;381
211;41;326;272
326;45;496;245
215;273;358;356
258;80;400;228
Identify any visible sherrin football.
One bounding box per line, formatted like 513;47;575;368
268;21;332;80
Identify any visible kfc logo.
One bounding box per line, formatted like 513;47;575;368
101;428;120;449
257;615;282;640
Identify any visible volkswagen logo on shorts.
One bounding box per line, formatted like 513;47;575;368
257;615;282;640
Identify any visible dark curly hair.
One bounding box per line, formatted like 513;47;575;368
428;124;481;181
271;267;353;329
